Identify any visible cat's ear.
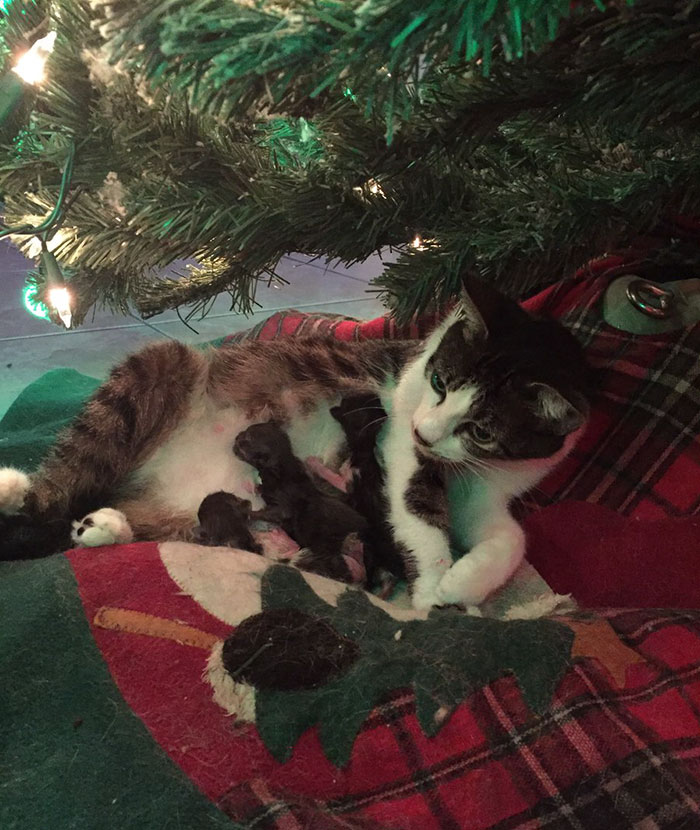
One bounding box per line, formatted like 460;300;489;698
459;273;520;340
528;382;587;436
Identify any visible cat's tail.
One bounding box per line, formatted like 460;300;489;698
0;341;205;557
0;512;72;560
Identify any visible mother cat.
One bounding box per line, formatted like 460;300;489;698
0;276;589;610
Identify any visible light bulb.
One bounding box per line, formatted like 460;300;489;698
367;178;384;196
410;235;426;251
48;286;72;328
13;32;57;86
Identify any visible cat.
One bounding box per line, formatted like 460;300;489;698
233;421;368;584
193;491;263;554
381;279;589;609
0;275;589;609
330;394;407;585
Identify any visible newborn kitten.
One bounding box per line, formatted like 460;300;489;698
233;421;368;584
330;395;406;584
193;491;263;554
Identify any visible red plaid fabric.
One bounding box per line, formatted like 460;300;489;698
317;609;700;830
522;263;700;520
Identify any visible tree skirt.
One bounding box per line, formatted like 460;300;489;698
5;539;696;828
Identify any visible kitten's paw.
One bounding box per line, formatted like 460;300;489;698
0;467;30;515
71;508;134;548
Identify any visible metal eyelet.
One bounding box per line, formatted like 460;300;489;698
625;279;677;319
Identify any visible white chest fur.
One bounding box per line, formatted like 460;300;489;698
133;393;346;517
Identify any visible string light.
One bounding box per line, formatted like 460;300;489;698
48;285;73;328
0;31;74;329
12;32;57;86
353;177;386;201
22;283;51;321
40;245;73;328
410;234;427;251
0;32;56;126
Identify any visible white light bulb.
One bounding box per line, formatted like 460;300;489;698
410;235;426;251
367;178;385;197
48;286;72;328
13;32;57;86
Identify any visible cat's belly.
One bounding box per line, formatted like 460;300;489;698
132;397;345;515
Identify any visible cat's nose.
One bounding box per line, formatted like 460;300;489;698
413;427;432;448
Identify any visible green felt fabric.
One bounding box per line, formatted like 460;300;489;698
0;369;101;472
249;566;574;767
0;553;236;829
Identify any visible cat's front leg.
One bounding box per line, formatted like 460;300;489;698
388;457;452;611
436;513;525;607
408;527;453;611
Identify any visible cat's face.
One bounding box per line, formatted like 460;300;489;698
410;278;590;467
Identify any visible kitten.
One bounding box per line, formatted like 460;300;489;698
233;421;369;584
330;395;406;584
193;491;263;553
0;275;588;611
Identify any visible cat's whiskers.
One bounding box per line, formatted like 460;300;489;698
358;416;387;436
344;405;385;416
447;457;487;483
459;451;497;479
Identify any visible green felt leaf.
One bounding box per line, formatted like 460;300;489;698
253;566;575;767
255;688;320;764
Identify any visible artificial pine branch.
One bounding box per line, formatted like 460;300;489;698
90;0;604;135
2;1;700;327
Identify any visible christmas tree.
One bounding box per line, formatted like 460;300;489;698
1;0;700;329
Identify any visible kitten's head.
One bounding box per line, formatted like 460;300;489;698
194;491;253;545
330;395;386;446
234;421;293;470
410;275;590;467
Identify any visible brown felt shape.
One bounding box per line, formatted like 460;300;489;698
94;606;219;650
564;618;646;686
221;607;360;690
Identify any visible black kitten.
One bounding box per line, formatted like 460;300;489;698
194;491;263;554
233;421;368;584
331;395;406;584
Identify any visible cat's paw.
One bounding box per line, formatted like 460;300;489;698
436;563;491;607
0;467;30;515
411;567;450;611
436;549;508;607
71;508;134;548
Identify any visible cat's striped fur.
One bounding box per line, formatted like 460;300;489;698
2;336;416;546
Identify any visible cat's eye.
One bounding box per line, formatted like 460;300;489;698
464;422;495;446
430;371;446;399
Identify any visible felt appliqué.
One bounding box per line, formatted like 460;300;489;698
220;565;576;767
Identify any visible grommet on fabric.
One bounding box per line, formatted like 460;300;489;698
625;279;677;319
